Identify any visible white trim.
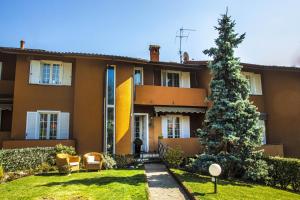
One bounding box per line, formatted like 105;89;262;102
36;110;60;139
0;62;2;80
105;65;116;154
134;67;143;85
133;113;149;152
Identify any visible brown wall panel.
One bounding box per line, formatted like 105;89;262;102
73;58;105;154
11;55;74;140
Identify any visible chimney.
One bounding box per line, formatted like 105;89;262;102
149;45;160;62
20;40;25;49
183;52;189;63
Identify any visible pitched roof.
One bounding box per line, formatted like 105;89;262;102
0;46;299;72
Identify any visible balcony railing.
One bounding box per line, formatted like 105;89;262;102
0;80;14;95
134;85;207;107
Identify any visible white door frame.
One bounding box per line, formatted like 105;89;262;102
133;113;149;152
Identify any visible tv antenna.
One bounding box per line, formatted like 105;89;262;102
176;27;196;63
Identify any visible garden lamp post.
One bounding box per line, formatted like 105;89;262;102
209;163;222;194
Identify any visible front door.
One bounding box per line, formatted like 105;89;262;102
134;114;148;152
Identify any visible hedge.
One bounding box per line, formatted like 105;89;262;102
0;144;75;172
265;156;300;192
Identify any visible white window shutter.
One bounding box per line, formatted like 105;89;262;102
59;112;70;139
26;112;38;139
259;120;266;145
161;70;166;86
254;74;262;95
62;62;72;86
181;72;190;88
180;116;190;138
29;60;41;84
161;116;168;138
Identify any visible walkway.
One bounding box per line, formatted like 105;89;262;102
144;163;189;200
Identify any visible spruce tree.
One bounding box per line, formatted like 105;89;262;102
197;12;267;179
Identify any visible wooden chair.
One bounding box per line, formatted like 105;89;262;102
56;153;81;173
83;152;104;171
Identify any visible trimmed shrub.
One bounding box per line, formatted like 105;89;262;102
265;156;300;192
163;146;184;168
114;155;135;168
0;144;76;172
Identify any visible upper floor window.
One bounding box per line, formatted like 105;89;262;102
243;72;262;95
161;70;190;88
134;67;143;85
29;60;72;86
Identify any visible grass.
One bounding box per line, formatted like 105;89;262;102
171;169;300;200
0;169;148;200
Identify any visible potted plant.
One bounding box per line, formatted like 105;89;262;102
133;138;143;156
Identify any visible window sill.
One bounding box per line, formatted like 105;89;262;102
28;83;71;87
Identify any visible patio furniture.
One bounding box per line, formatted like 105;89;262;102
56;153;81;173
83;152;104;171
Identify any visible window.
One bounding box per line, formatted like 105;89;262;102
243;72;262;95
161;70;190;88
29;60;72;86
167;116;180;138
25;111;70;140
259;120;266;145
134;67;143;85
41;62;61;84
38;112;58;140
167;72;180;87
105;66;116;154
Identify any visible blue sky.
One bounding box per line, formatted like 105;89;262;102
1;0;300;66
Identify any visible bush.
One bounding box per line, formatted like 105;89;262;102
54;144;76;155
244;156;269;182
113;155;135;168
35;162;56;174
163;146;184;168
103;154;116;169
0;144;76;172
265;156;300;192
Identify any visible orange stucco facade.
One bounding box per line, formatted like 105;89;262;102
0;46;299;158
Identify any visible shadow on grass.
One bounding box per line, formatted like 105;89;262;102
180;171;253;187
39;174;145;187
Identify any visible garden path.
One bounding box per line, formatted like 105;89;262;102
144;163;189;200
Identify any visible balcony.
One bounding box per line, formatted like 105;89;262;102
134;85;207;107
0;80;14;96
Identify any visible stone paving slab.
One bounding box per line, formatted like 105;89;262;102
145;163;189;200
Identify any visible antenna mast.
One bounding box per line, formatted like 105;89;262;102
176;27;196;63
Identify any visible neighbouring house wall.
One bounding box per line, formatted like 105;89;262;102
11;55;75;139
200;66;300;158
1;110;12;131
73;58;105;154
115;63;133;154
263;70;300;158
0;53;16;80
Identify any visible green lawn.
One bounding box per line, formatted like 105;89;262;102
171;169;300;200
0;169;148;200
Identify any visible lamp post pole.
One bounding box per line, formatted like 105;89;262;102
214;177;217;193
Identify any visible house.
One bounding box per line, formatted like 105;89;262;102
0;41;299;158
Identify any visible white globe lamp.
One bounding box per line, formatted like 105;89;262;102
209;163;222;193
